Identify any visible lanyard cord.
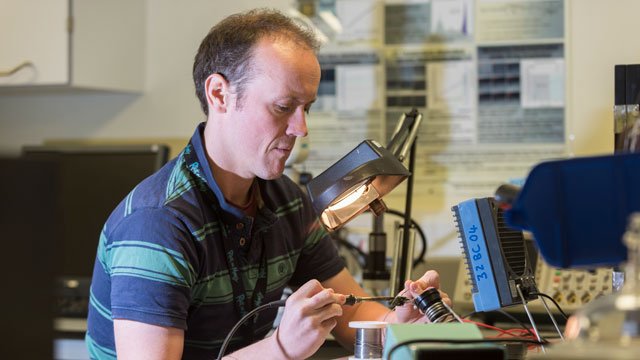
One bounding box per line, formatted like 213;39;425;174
183;143;269;343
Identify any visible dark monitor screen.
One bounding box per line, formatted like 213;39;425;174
22;144;170;280
0;158;57;357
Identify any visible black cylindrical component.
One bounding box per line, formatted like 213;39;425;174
363;214;390;281
414;288;455;323
615;65;628;152
363;230;390;281
615;65;626;106
626;64;640;105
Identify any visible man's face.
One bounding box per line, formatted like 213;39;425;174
214;38;320;179
219;38;320;180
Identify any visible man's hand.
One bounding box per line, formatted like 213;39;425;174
394;270;452;324
273;279;346;359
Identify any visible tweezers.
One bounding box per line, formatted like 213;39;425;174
344;294;410;308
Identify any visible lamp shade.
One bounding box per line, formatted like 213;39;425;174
306;140;410;231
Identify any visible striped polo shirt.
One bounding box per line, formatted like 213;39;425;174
85;123;345;359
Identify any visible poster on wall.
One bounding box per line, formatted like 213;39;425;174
302;0;566;256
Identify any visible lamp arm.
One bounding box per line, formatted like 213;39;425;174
397;112;422;162
386;112;407;156
386;108;422;162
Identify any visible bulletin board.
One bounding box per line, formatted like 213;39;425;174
298;0;567;256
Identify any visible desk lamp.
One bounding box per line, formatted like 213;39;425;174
307;108;422;294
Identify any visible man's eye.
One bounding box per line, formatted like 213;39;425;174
276;105;291;113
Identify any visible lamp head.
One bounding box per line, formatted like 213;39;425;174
306;140;410;231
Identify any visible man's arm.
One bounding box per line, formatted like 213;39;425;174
114;319;291;360
114;279;345;360
114;319;184;360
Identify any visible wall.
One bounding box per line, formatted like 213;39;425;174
2;0;639;154
0;0;289;155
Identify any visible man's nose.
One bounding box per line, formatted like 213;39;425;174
287;108;308;137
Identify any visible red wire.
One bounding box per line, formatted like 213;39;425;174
463;319;543;351
463;319;537;339
463;319;517;337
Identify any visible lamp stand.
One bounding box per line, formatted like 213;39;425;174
362;213;391;296
391;140;417;295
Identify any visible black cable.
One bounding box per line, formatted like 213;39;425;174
216;299;287;360
387;337;547;360
461;311;477;319
333;208;428;270
530;292;569;319
384;208;428;267
333;236;367;267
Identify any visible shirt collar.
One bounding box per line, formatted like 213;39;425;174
189;122;246;219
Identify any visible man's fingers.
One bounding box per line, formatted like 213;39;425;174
401;270;442;298
320;317;338;331
440;290;452;307
315;303;343;321
289;279;323;301
308;288;344;309
418;270;440;289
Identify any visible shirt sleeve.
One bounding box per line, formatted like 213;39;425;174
104;207;198;330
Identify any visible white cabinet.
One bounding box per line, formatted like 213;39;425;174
0;0;145;92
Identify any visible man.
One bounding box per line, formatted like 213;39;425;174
86;8;450;359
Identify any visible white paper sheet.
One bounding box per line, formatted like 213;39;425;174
431;0;473;36
520;58;565;108
336;0;381;42
427;60;476;111
336;64;380;112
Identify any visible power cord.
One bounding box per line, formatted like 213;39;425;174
216;299;287;360
333;235;367;267
529;292;569;319
384;208;428;267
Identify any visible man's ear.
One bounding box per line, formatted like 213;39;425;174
204;73;231;113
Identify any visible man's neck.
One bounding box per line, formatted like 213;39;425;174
202;122;254;205
209;160;254;206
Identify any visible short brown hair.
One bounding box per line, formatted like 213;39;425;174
193;8;320;115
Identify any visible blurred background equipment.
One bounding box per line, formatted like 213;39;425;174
615;64;640;152
506;152;640;268
284;135;312;188
21;144;169;320
461;152;640;359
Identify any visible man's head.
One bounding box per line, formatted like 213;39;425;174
197;9;321;181
193;8;320;115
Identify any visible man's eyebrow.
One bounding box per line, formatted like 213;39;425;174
276;97;316;104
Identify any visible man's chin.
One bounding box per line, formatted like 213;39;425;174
260;173;283;180
259;167;285;180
